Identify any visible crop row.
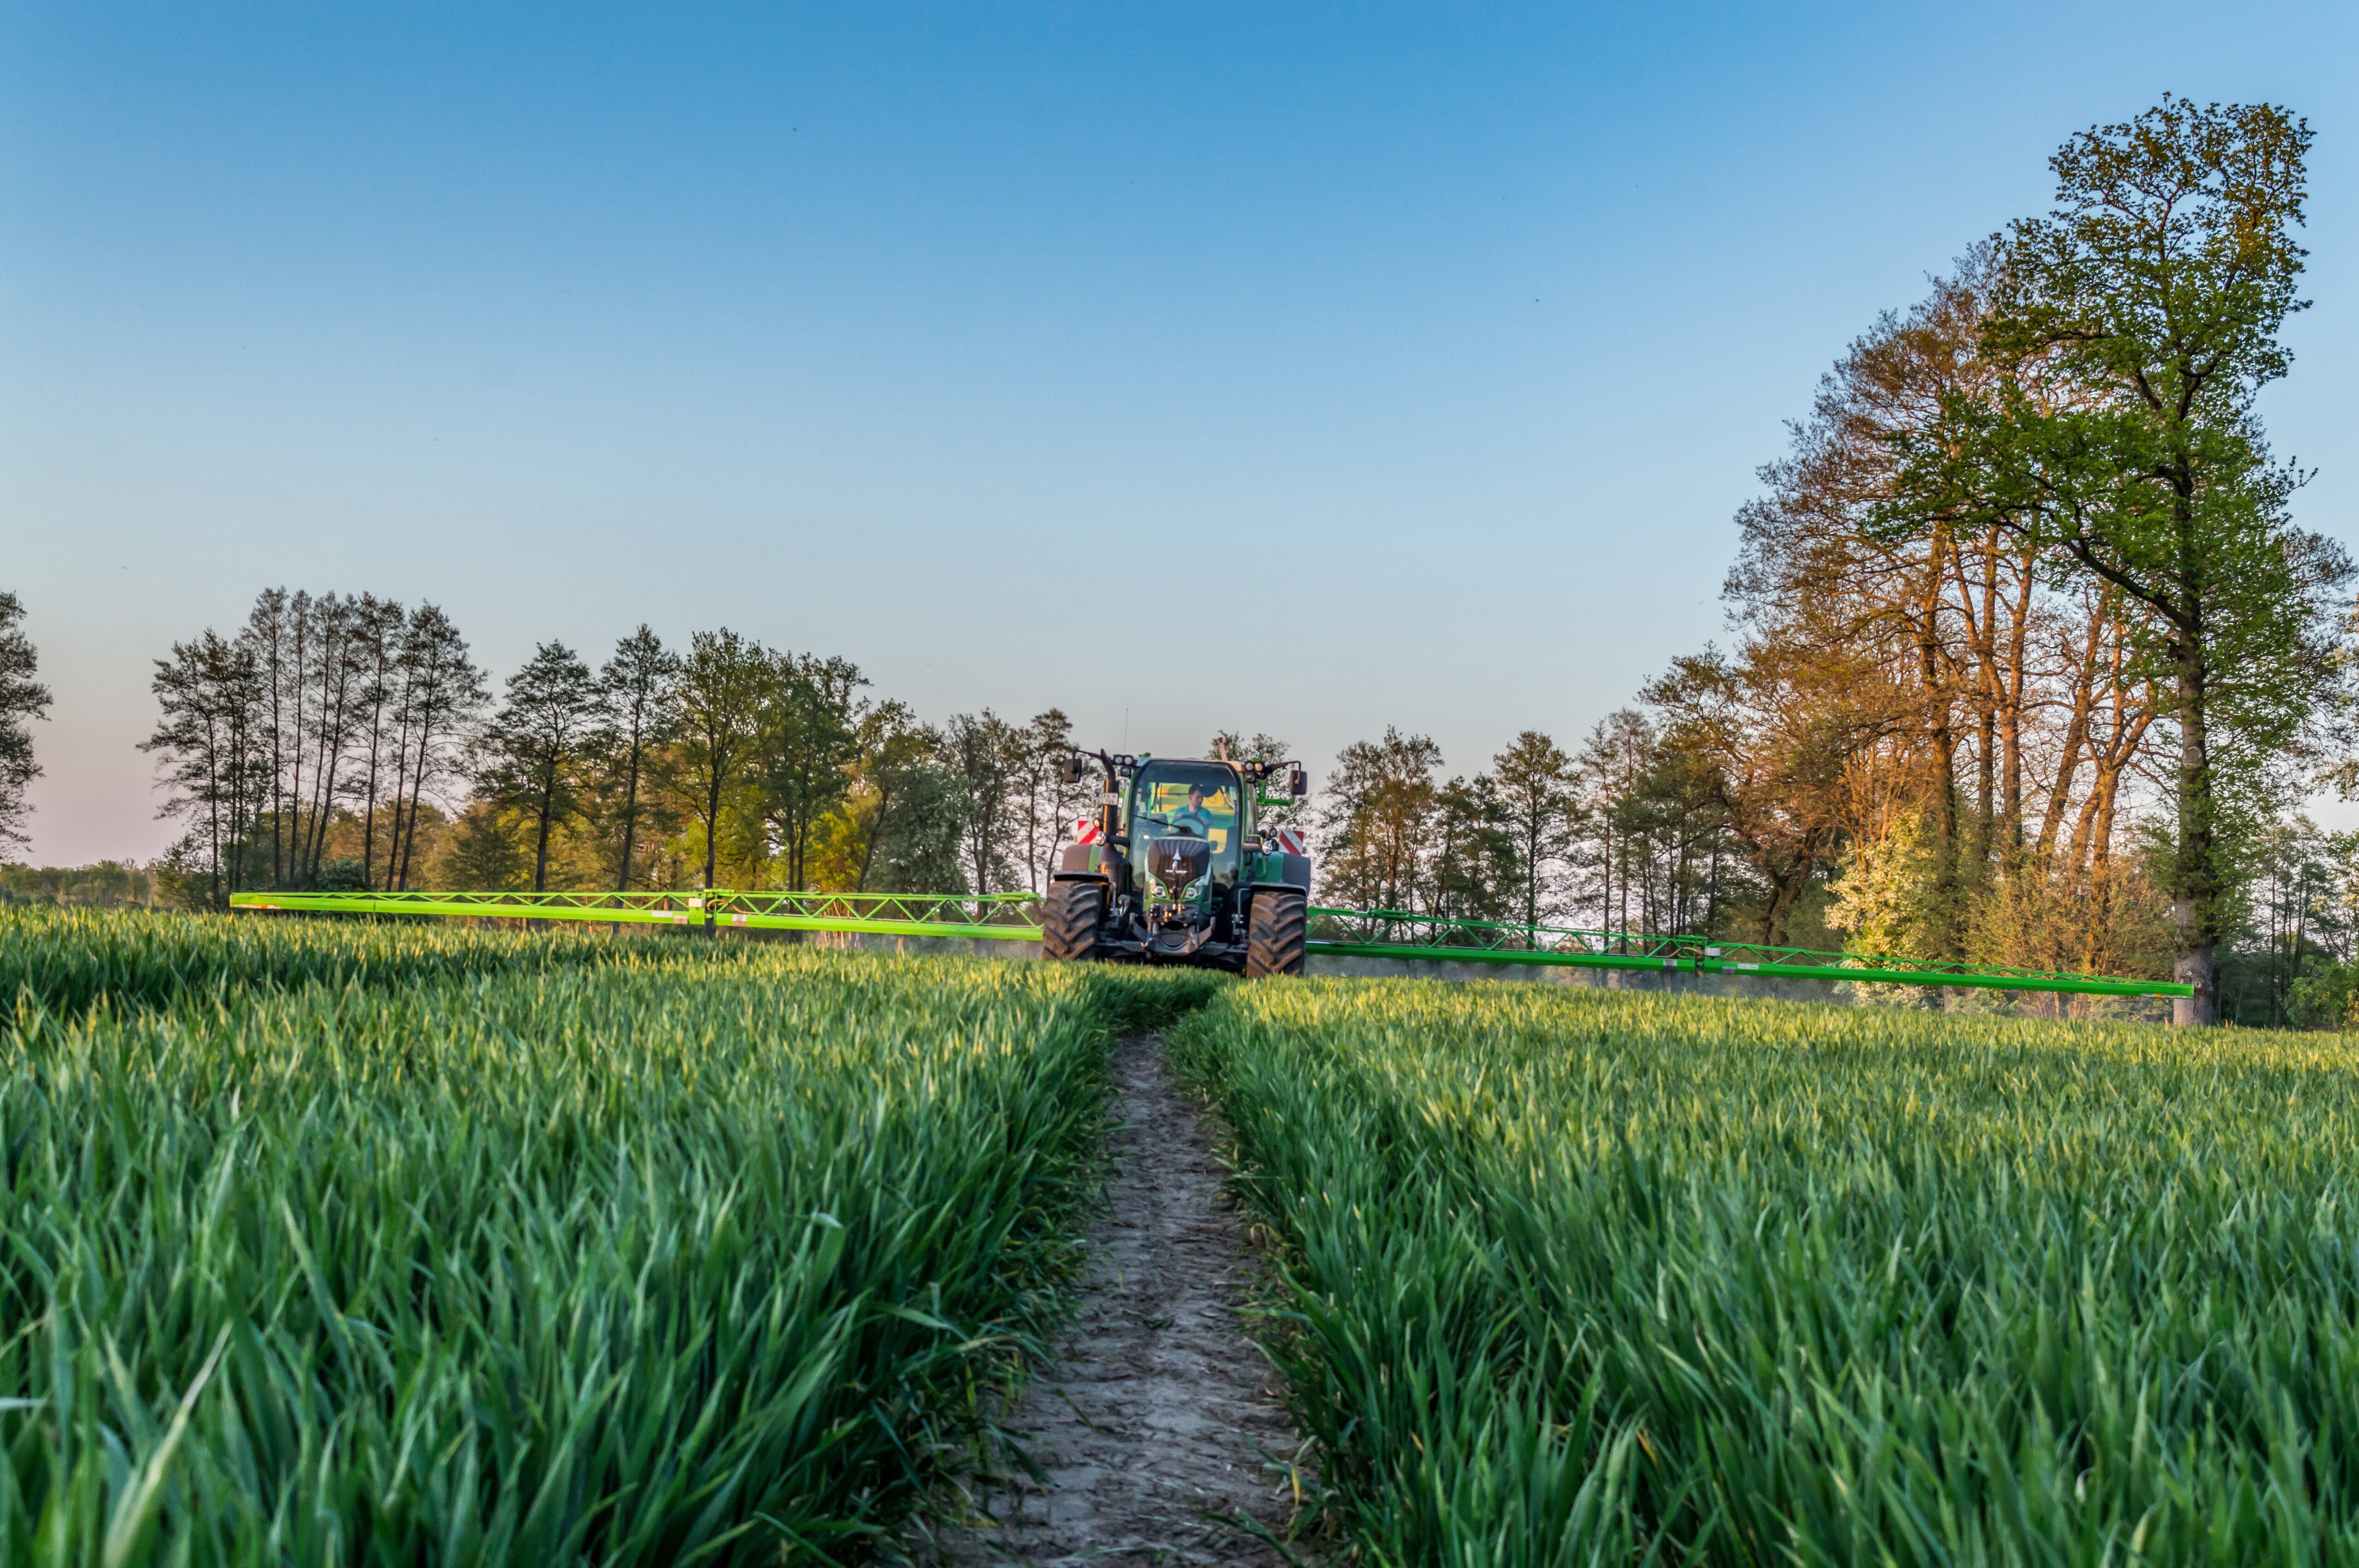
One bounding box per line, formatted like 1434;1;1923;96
0;905;643;1021
0;911;1217;1563
23;907;2359;1565
1173;978;2359;1566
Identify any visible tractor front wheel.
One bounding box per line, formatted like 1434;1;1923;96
1245;889;1307;978
1041;880;1105;962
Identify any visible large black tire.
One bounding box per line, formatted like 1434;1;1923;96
1245;888;1307;978
1041;879;1105;961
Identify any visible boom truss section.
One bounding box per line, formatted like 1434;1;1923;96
1305;908;2192;999
230;889;1045;942
225;890;2192;999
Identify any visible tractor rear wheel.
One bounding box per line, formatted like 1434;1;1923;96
1245;889;1307;978
1041;880;1104;962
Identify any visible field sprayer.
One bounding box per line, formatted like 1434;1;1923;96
222;739;2196;1001
1041;749;1312;977
222;878;2197;999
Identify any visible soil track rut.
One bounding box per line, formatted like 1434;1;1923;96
921;1033;1314;1566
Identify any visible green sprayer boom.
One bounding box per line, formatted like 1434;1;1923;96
226;888;2191;1000
230;888;1044;940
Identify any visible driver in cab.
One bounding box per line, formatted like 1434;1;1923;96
1169;784;1215;838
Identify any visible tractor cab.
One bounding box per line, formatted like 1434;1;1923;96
1045;748;1313;976
1128;761;1244;913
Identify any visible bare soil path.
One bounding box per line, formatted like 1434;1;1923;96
920;1034;1315;1567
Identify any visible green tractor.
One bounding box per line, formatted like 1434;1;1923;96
1042;750;1312;977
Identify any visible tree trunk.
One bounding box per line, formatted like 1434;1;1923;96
1532;819;1546;934
1912;531;1964;961
616;738;642;891
307;741;344;885
268;665;285;889
205;718;225;912
360;758;379;889
1928;714;1962;957
397;690;437;892
1598;819;1613;943
2171;640;2218;1026
287;607;310;888
385;703;413;892
702;757;723;936
855;788;886;893
1971;707;1995;891
533;794;554;893
1998;559;2035;862
704;786;721;889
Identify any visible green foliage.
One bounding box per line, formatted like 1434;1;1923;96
2288;960;2359;1032
1882;97;2346;1017
442;802;531;891
1487;729;1577;930
589;624;681;892
0;903;624;1020
312;855;367;891
759;653;867;893
669;627;775;891
144;629;268;906
2215;816;2359;1028
1175;977;2359;1563
0;591;50;853
941;711;1025;896
0;909;1217;1562
1211;729;1305;835
1316;727;1443;913
0;861;158;909
472;639;604;891
863;761;970;894
1825;812;1950;968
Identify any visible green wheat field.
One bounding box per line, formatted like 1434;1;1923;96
9;907;2359;1564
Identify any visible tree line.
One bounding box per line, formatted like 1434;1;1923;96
0;861;158;909
135;582;1731;953
0;593;48;856
1307;723;1736;944
1302;96;2350;1025
140;595;1152;909
1738;94;2344;1027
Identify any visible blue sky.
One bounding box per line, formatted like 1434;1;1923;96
4;2;2354;863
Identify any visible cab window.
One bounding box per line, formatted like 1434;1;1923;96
1132;768;1240;855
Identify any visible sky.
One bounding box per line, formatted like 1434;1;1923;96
3;1;2354;865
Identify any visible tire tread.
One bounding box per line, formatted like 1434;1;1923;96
1246;889;1307;978
1042;881;1104;962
